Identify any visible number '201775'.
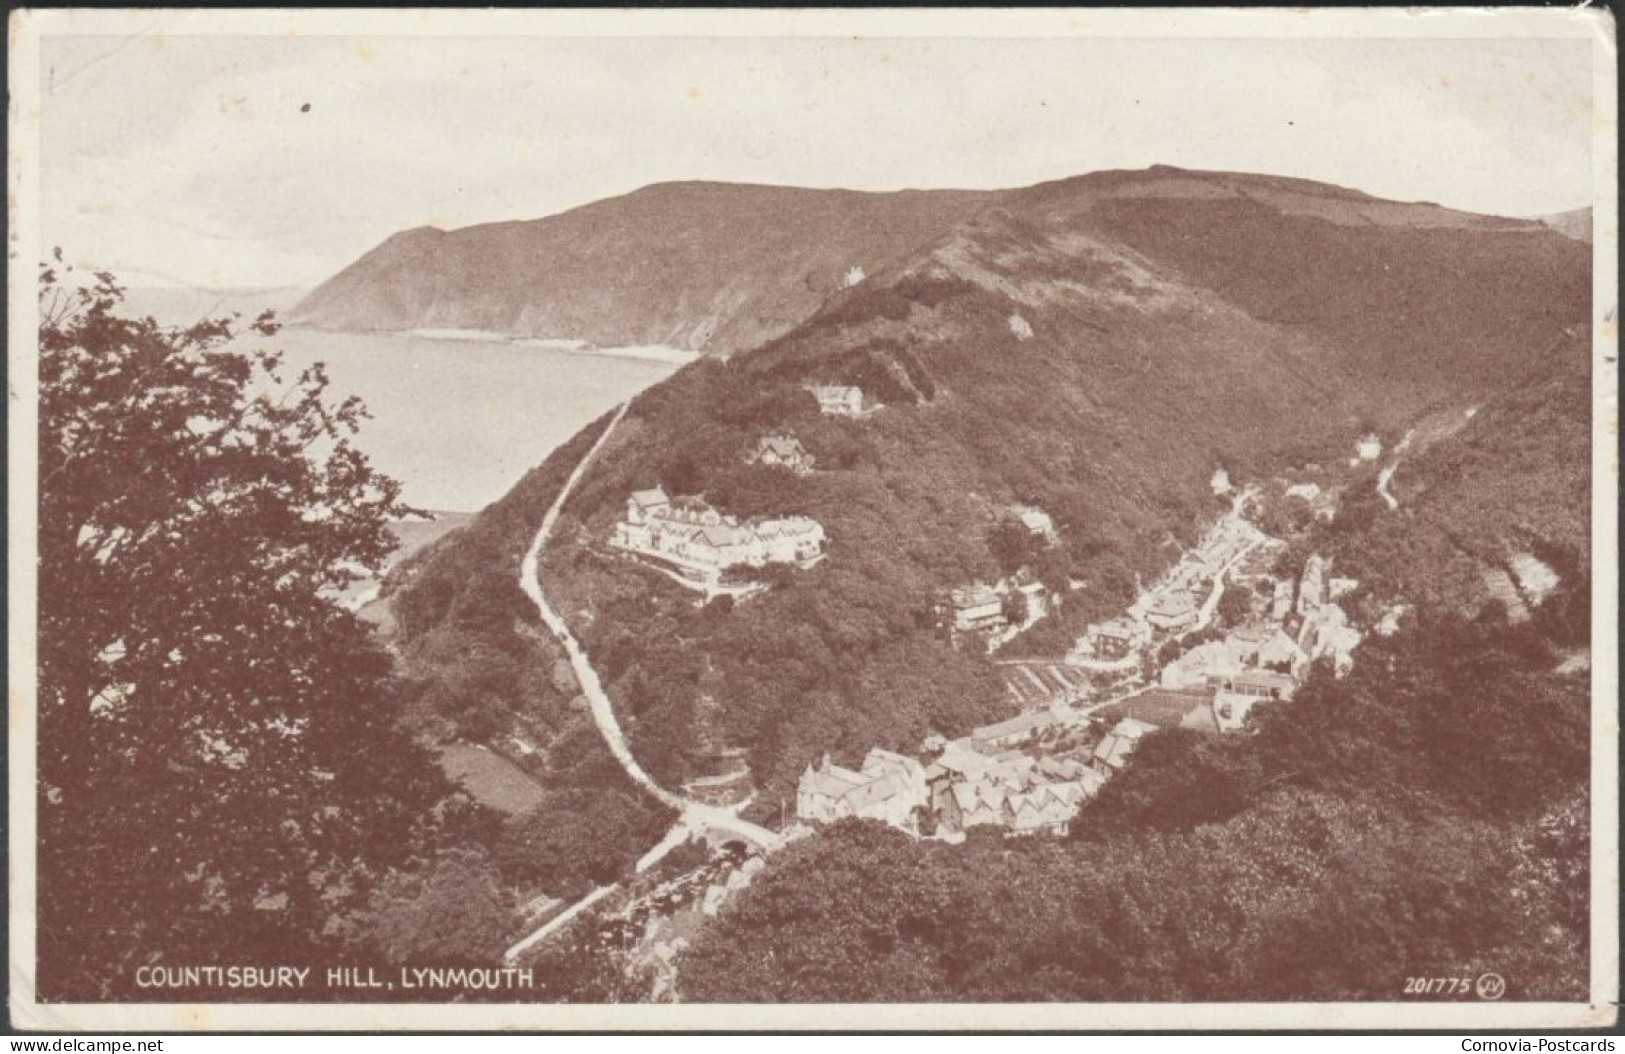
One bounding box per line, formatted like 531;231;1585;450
1403;976;1472;996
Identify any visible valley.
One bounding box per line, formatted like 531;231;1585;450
349;165;1591;1002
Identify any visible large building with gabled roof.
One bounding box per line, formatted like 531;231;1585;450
796;748;928;830
611;485;826;595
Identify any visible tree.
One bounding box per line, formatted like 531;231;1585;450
495;788;675;900
36;261;450;998
661;451;705;496
987;519;1038;577
1216;580;1252;626
1001;588;1030;627
348;848;516;964
1256;492;1315;538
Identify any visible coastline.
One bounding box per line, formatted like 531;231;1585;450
341;326;706;366
568;343;704;367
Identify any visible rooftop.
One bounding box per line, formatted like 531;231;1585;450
801;759;871;800
1148;592;1198;617
1109;716;1159;740
972;709;1062;741
953;583;1004;609
1229;669;1297;692
1097;616;1138;636
630;486;670;508
755;435;808;457
1229;622;1276;645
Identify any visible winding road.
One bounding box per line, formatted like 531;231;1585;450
518;403;680;808
1376;464;1400;511
504;402;784;963
515;403;782;843
1376;427;1416;512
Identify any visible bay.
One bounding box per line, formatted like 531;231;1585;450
262;328;682;512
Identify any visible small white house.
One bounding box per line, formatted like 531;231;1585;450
808;384;865;417
747;434;815;476
1012;505;1059;544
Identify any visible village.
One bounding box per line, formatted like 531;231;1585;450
793;478;1369;841
600;402;1372;844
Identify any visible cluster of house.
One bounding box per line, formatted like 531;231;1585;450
791;501;1373;843
1134;550;1363;732
1127;513;1266;634
796;748;930;830
609;485;826;596
1292;553;1363;675
796;703;1177;840
926;714;1109;838
1150;621;1305;733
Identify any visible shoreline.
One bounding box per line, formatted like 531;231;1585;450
292;324;706;367
566;344;704;367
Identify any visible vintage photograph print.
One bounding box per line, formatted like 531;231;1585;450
7;7;1618;1032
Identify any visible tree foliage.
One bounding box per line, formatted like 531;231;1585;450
495;788;676;901
345;848;516;964
36;262;453;998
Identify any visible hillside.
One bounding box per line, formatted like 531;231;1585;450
1320;337;1592;627
996;167;1588;420
385;165;1591;835
1542;206;1594;243
290;183;996;352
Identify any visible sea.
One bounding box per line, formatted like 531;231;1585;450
266;328;686;512
119;285;688;513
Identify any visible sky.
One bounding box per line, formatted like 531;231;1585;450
39;32;1595;289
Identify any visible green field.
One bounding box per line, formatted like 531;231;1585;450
437;742;546;815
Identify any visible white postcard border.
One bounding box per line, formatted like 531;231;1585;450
8;5;1617;1032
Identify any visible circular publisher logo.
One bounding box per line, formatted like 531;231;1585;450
1475;972;1506;1000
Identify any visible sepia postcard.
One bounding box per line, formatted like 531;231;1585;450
7;6;1619;1033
